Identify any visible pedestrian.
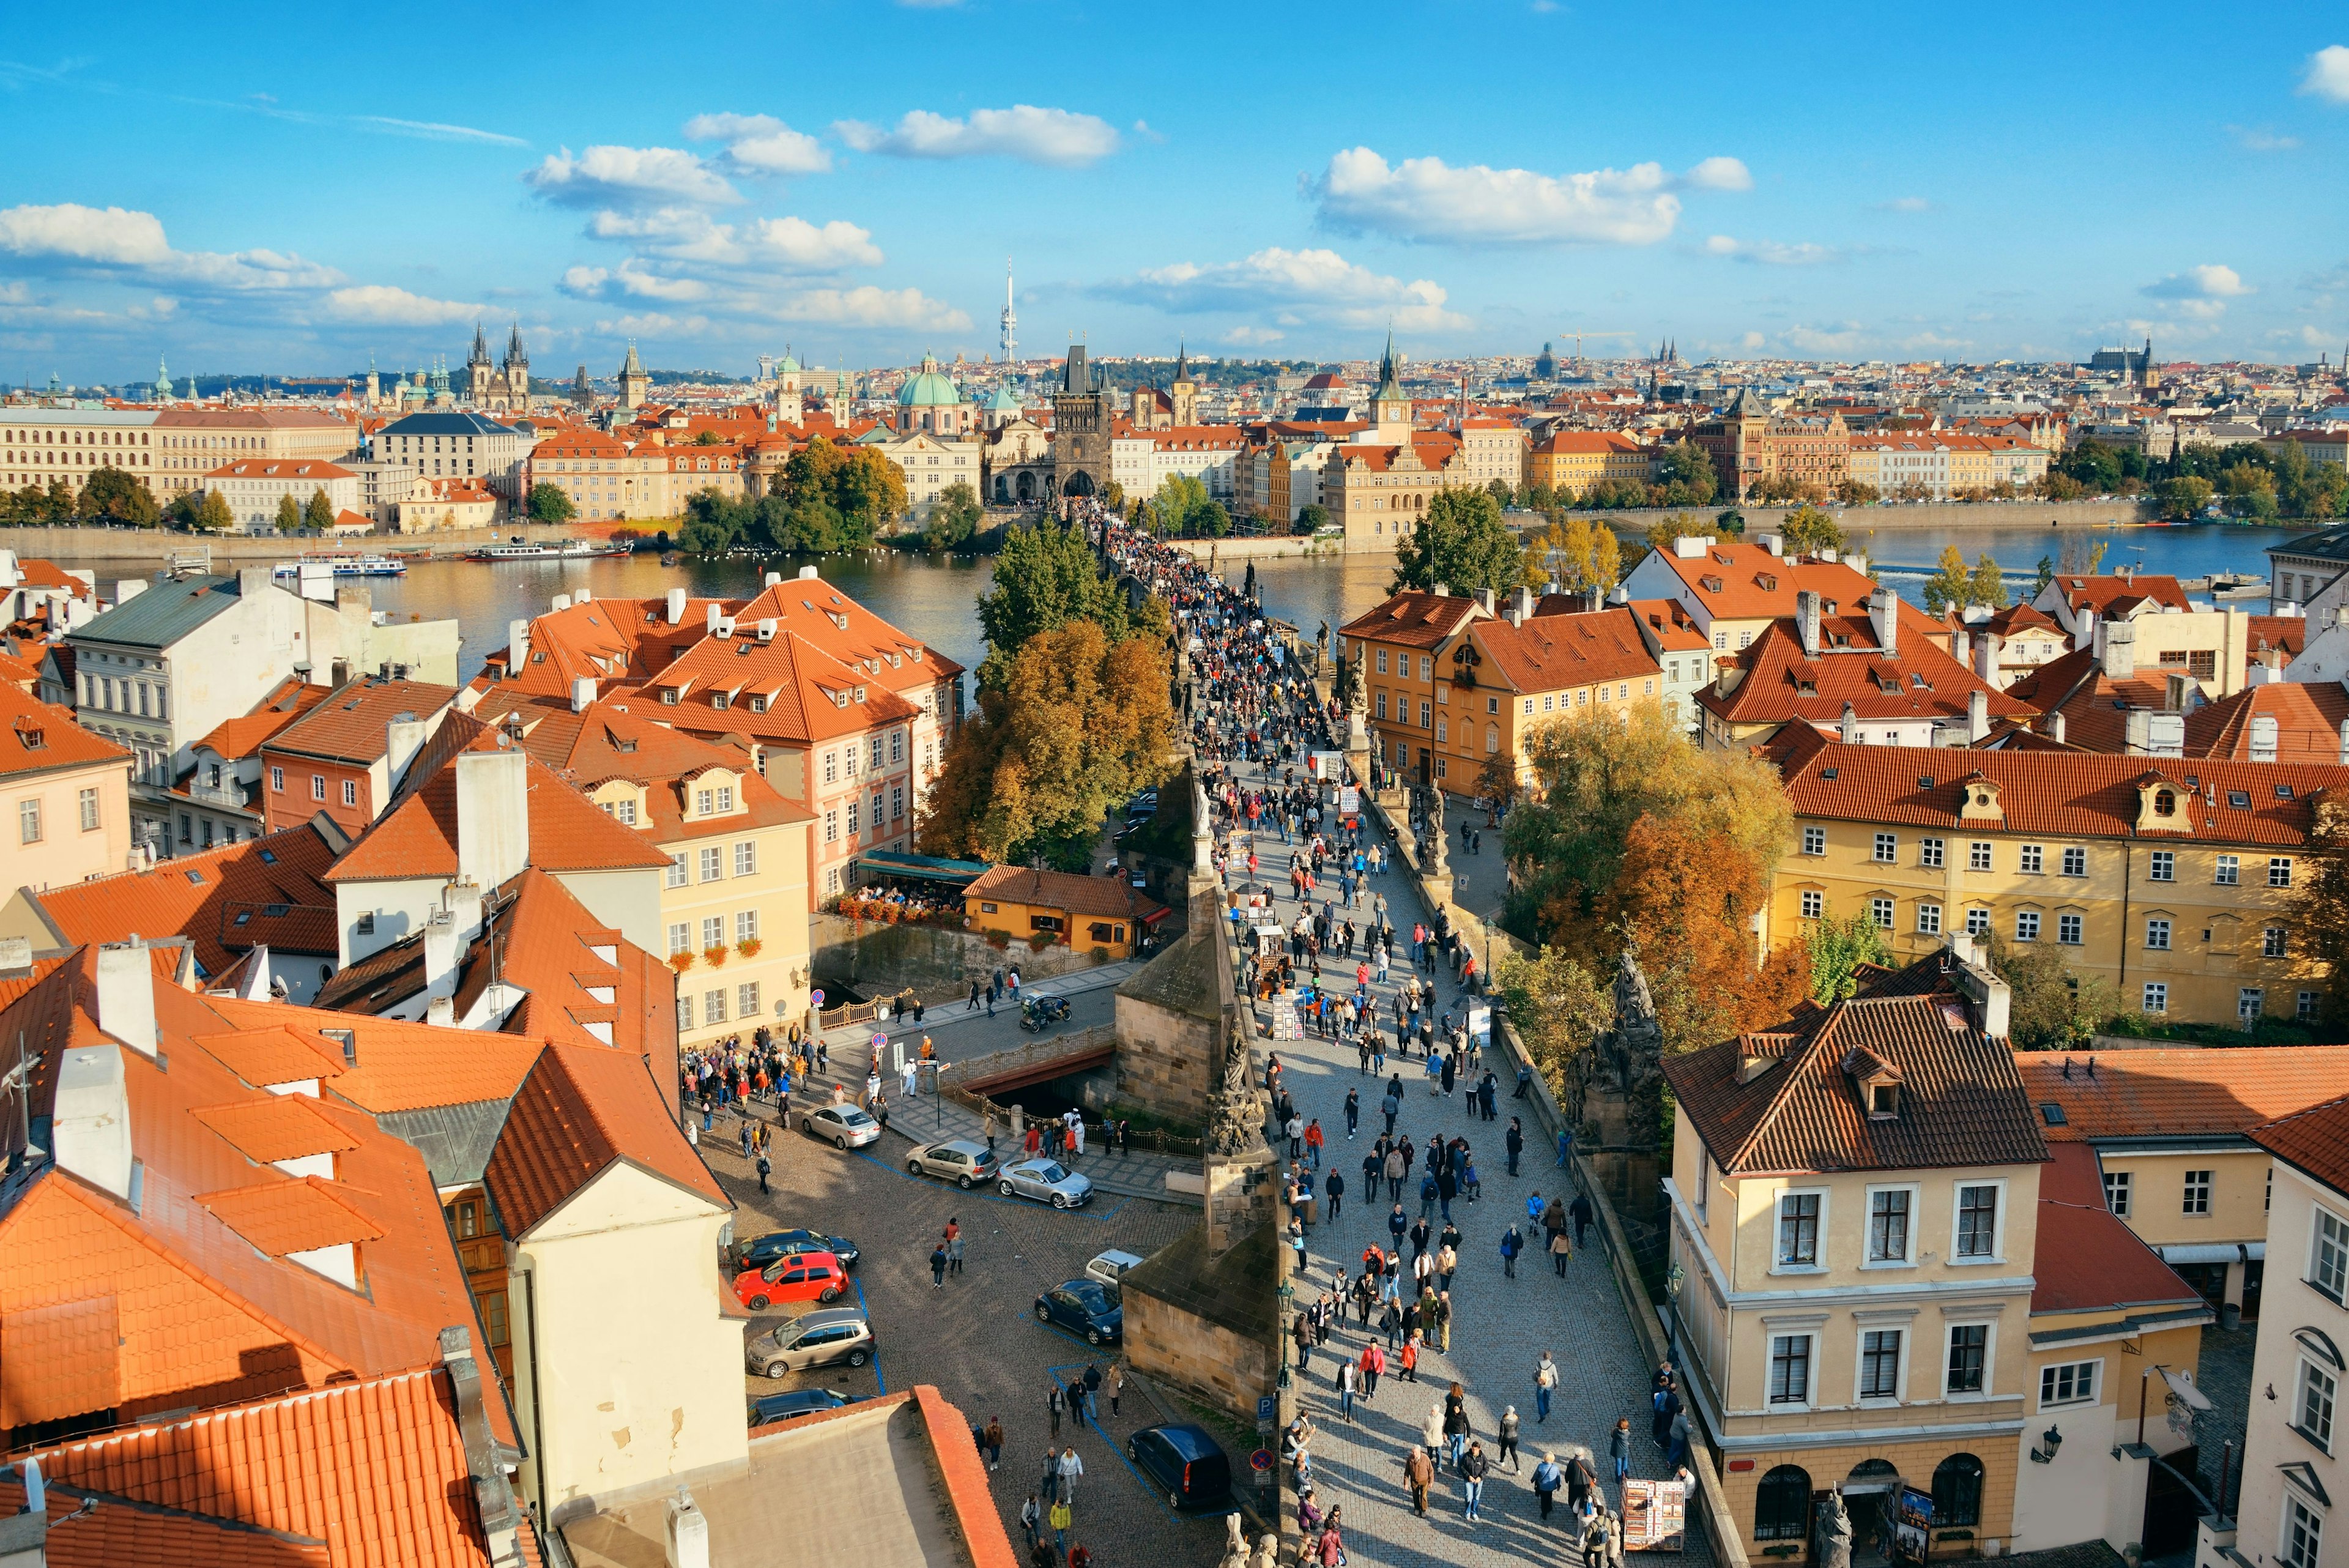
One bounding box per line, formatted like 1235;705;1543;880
1551;1224;1574;1277
1462;1440;1490;1522
1506;1117;1524;1178
1108;1362;1124;1418
1534;1451;1565;1518
1048;1497;1072;1559
1048;1383;1065;1441
946;1218;965;1276
1020;1495;1041;1548
1404;1443;1434;1517
1304;1117;1324;1169
1399;1332;1420;1382
1650;1380;1680;1447
1572;1190;1595;1249
1535;1350;1559;1422
1420;1401;1445;1463
1040;1446;1060;1503
930;1244;948;1288
1359;1340;1384;1398
1668;1407;1691;1471
1567;1446;1597;1514
983;1417;1004;1471
1056;1445;1083;1502
1336;1358;1356;1422
1610;1418;1632;1483
1343;1088;1360;1136
1324;1167;1345;1222
1501;1222;1523;1277
1557;1124;1575;1168
1499;1405;1522;1471
1286;1113;1304;1160
1442;1381;1470;1466
755;1146;771;1195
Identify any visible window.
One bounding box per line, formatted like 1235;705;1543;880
1801;890;1824;920
2058;913;2082;945
1966;907;1991;937
614;797;637;826
699;847;722;881
1932;1454;1985;1526
2216;855;2240;885
2282;1498;2323;1568
2143;983;2169;1019
666;853;688;888
1946;1327;1989;1394
1419;700;1431;727
738;981;762;1018
735;841;757;877
2041;1360;2099;1408
341;779;357;808
1969;841;1992;871
1861;1330;1903;1399
1869;1189;1913;1263
1777;1192;1822;1267
2016;910;2040;941
677;995;693;1031
1917;903;1942;935
2150;850;2174;882
2299;1359;2337;1452
1376;692;1388;720
1871;897;1894;930
737;909;759;943
704;988;727;1024
2314;1208;2349;1302
2104;1171;2132;1217
2242;987;2266;1021
2184;1170;2212;1214
1874;831;1897;863
1755;1466;1813;1542
696;788;713;815
2273;857;2295;888
1376;648;1388;674
1768;1334;1813;1405
1956;1184;1999;1258
1420;656;1432;680
1802;827;1825;856
1921;836;1944;868
2302;990;2321;1022
2019;844;2044;874
2062;847;2086;876
2267;926;2291;959
2146;917;2170;950
16;799;38;844
667;923;690;956
823;750;838;784
78;788;97;831
311;774;326;801
270;766;284;792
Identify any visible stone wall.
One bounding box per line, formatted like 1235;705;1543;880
1119;1224;1276;1423
811;913;1106;999
1112;924;1219;1123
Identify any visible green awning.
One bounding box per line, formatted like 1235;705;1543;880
854;849;992;886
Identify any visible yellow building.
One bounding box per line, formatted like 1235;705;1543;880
1431;596;1664;789
1762;727;2340;1028
1525;429;1651;498
1337;587;1483;787
961;864;1167;960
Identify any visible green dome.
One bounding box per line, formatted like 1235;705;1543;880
986;385;1023;413
896;352;960;407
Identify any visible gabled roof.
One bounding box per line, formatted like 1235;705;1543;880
484;1041;726;1238
72;574;249;650
1625;597;1711;653
1642;543;1877;624
2019;1045;2349;1142
1700;603;2031;730
463;696;813;839
191;678;333;762
962;865;1168;924
262;677;457;765
2032;1144;2205;1317
1469;608;1658;694
2002;647;2173;752
23;819;347;974
2043;573;2193;616
1978;601;2066;641
2248;615;2306;662
0;679;129;779
1338;590;1482;650
0;1469;331;1567
2181;681;2349;763
2251;1091;2349;1197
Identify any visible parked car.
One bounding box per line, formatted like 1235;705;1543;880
1034;1279;1122;1345
797;1103;881;1150
748;1388;855;1428
732;1228;861;1271
744;1307;875;1377
731;1250;847;1312
1085;1249;1146;1295
905;1139;1000;1189
998;1157;1094;1209
1128;1423;1233;1510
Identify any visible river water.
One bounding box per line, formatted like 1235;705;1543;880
47;521;2299;683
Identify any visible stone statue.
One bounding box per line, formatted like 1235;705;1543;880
1603;943;1664;1094
1218;1513;1247;1568
1817;1490;1853;1568
1206;1018;1266;1156
1335;647;1364;716
1247;1534;1279;1568
1426;790;1450;879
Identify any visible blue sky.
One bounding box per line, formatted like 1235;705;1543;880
2;2;2345;382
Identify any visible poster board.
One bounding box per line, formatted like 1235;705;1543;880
1623;1478;1687;1551
1309;751;1343;779
1891;1486;1933;1567
1338;786;1360;814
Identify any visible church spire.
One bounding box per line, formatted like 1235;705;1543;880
468;320;491;368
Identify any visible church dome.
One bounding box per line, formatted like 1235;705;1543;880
986;385;1023;414
896;353;961;408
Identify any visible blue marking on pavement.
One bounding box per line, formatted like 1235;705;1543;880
856;1278;886;1394
1044;1361;1236;1524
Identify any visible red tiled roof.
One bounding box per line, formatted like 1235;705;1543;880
201;459;355;481
2181;682;2349;762
1340;590;1482;650
1625;597;1710;652
1647;543;1877;623
262;678;456;765
1700;604;2031;730
0;680;129;778
196;1176;387;1257
2031;1144;2206;1316
962;865;1168;924
190;1095;362;1164
192;678;333;762
2251;1091;2349;1197
2002;648;2176;752
2019;1045;2349;1140
484;1041;726;1239
24;821;345;974
325;737;670;883
2249;615;2307;661
202;1001;545;1113
0;1474;330;1568
2046;574;2192;615
1470;608;1658;694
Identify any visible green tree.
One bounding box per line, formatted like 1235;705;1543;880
1990;936;2128;1050
1653;440;1718;505
1390;486;1523;593
78;467;158;526
1835;478;1880;505
274;494;302;533
975;516;1136;678
768;436;905;548
1967;553;2009;611
527;481;577;523
1294;502;1330;536
2060;440;2124;492
1523;480;1556;511
678;489;748;554
1713;508;1746;537
1642;511;1710;550
192;490;234;533
1805;912;1894;1003
1102;480;1126;515
1493;945;1612;1104
1921;546;1973;615
302;487;336;533
923;481;982;550
1779;503;1844;555
1485;478;1517;510
2156;474;2214;521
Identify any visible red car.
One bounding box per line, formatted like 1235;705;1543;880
732;1250;847;1312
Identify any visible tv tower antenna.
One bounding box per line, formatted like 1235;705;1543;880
999;259;1017;366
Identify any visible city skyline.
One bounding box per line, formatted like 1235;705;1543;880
2;3;2345;380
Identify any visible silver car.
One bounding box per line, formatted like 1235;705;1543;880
744;1307;875;1378
998;1157;1095;1209
798;1102;881;1150
905;1138;1001;1189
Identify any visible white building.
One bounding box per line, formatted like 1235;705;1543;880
372;411;530;502
864;431;982;520
202;458;362;532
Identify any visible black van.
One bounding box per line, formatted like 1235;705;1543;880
1127;1423;1233;1510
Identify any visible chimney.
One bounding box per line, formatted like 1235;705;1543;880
1839;702;1859;744
439;1327;524;1555
705;602;722;635
763;571;782;587
1846;552;1867;578
1867;587;1899;655
1509;585;1532;627
551;593;573;615
666;586;688;625
2098;617;2136;680
2250;713;2279;763
1968;688;1989;743
1950;624;1970;669
385;712;430;790
666;1489;712;1568
455;748;530;891
2049;709;2066;745
2077;603;2098;652
507;619;530;675
1975;629;2002;683
1475;586;1496;615
1759;533;1784;557
2164;672;2192;713
1796;590;1822;658
575;588;592;604
328;658;351;689
52;1044;133;1202
95;940;157;1057
571;675;596;713
796;564;820;581
1430;582;1450;598
1673;535;1707;559
426;995;456;1028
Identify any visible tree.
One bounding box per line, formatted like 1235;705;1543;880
678;489;748;554
1652;441;1717;505
78;467;158;527
1643;511;1710;550
1989;937;2127;1050
528;481;577;523
1493;945;1612;1102
916;619;1178;869
1834;478;1880;505
2293;799;2349;1028
768;436;904;547
302;487;336;533
2060;439;2123;493
2152;474;2212;521
1921;546;1973;616
274;494;302;533
975;516;1136;677
1805;912;1894;1003
2033;554;2055;596
1294;502;1330;536
924;481;982;550
1967;553;2009;611
1523;481;1556;512
1485;478;1517;510
1390;486;1523;593
192;490;234;533
1102;480;1126;515
1779;503;1844;555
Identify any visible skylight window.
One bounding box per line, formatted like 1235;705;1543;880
2227;790;2251;808
2277;784;2295;800
1821;767;1839;780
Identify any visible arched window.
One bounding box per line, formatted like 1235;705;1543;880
1932;1454;1984;1526
1755;1464;1813;1540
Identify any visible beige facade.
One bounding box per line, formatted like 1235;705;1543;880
1;408;160;497
2233;1132;2349;1568
866;431;981;520
154;408;357;496
202;458;361;533
1;708;132;890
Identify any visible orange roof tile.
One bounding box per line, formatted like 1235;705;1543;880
191;679;333;762
962;866;1168;924
1701;605;2031;731
2252;1091;2349;1196
324;738;669;884
1470;608;1658;694
201;1001;545;1114
1339;590;1482;650
24;822;345;975
262;678;456;765
2016;1045;2349;1140
2046;573;2193;616
484;1041;726;1238
0;680;130;778
190;1096;362;1164
196;1176;387;1256
2181;682;2349;763
0;1473;331;1567
1649;543;1879;625
2031;1144;2205;1317
190;1026;348;1088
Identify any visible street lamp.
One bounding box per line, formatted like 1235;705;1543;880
1666;1261;1687;1371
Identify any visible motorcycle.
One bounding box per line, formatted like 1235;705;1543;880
1018;994;1073;1032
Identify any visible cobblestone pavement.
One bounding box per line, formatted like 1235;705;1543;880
1245;787;1712;1567
699;1099;1229;1568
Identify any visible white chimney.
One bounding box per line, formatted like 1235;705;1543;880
95;941;157;1057
1950;625;1970;668
1839;702;1859;744
1867;587;1899;655
385;713;431;791
52;1044;133;1202
1796;590;1822;659
1475;587;1496;615
666;1489;711;1568
705;602;722;635
1759;533;1784;557
756;618;778;643
2098;617;2136;680
796;565;820;581
1975;630;2002;683
2251;713;2279;763
426;996;456;1028
575;588;592;604
114;579;147;607
1968;688;1989;743
2077;603;2099;652
763;572;783;587
455;748;530;892
1509;585;1532;627
571;675;596;713
507;619;530;674
666;587;688;625
1673;535;1707;559
1846;553;1867;578
2049;710;2066;745
551;593;572;614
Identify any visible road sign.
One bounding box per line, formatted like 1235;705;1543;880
811;989;825;1008
1250;1449;1274;1472
1256;1396;1275;1422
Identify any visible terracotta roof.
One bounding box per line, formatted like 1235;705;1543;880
191;679;333;762
1339;590;1482;650
1625;598;1710;653
1661;953;2048;1175
201;1000;545;1115
2018;1045;2349;1141
484;1041;725;1238
647;627;922;747
1531;430;1646;455
24;820;346;975
201;459;355;481
262;678;457;765
196;1176;387;1256
2180;682;2349;762
1647;543;1877;624
2249;615;2307;661
1469;608;1658;694
2047;574;2193;615
1767;724;2349;845
189;1095;362;1164
0;1473;330;1568
1699;604;2032;731
2002;648;2178;752
0;680;130;778
2251;1091;2349;1197
2031;1144;2206;1316
1978;602;2066;640
962;865;1169;924
189;1025;348;1089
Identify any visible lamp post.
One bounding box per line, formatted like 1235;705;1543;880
1275;1277;1296;1391
1666;1261;1687;1372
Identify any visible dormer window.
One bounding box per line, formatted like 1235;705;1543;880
711;691;730;710
2153;789;2176;817
1868;1082;1899;1119
661;688;679;705
749;695;767;713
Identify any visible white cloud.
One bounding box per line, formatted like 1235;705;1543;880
1740;331;1765;349
1100;245;1469;331
1704;234;1838;266
324;284;486;325
1782;322;1866;354
759;286;970;329
352;116;527;147
1224;325;1286;344
683;112;832;176
2301;44;2349;103
0;202;342;290
524;146;738;209
834;105;1120;167
560;266;610;299
1880;196;1931;212
2227;124;2303;151
584;208;883;272
2142;264;2252;300
1309;148;1747;245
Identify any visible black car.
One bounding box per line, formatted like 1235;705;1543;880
748;1388;855;1429
730;1228;861;1271
1034;1280;1122;1345
1128;1422;1232;1510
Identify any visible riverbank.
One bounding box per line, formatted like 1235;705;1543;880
1603;497;2162;530
0;519;632;567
